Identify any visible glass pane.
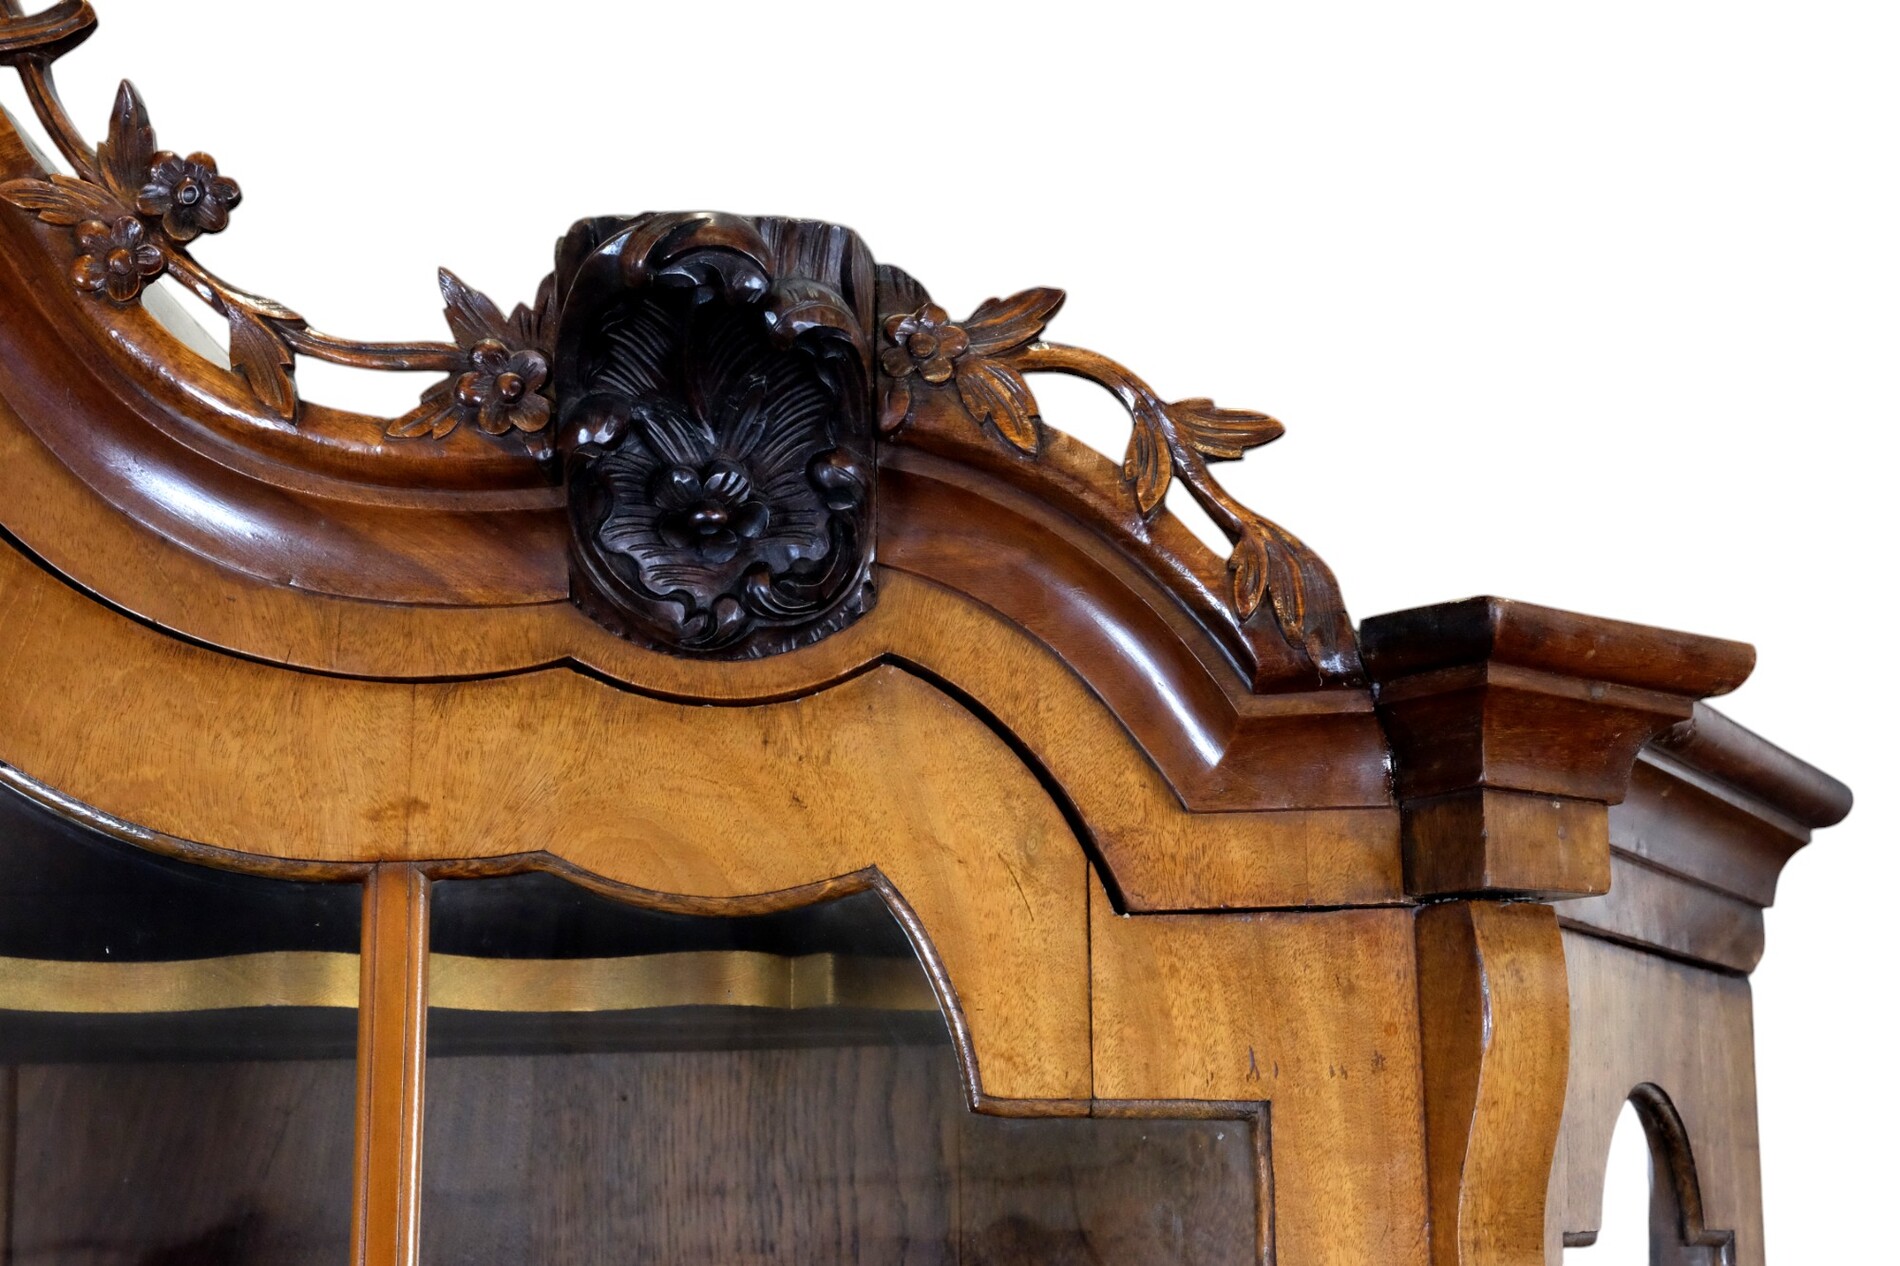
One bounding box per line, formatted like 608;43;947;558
421;872;1258;1264
0;781;361;1265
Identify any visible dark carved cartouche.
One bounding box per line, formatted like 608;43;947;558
0;0;1359;673
550;213;878;658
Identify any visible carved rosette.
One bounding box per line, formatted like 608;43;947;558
550;214;878;658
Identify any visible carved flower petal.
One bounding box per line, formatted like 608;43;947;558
511;350;550;393
104;265;143;304
161;205;200;243
74;219;111;252
730;499;771;541
194;198;231;235
921;303;952;329
132;243;164;277
700;530;742;565
71;254;107;294
510;391;551;434
135;185;172;216
883;311;918;344
476;393;513;435
469;339;510;373
920;353;955;385
150;152;189;185
937;324;970;359
879;345;915;379
652;464;703;509
209;176;242;209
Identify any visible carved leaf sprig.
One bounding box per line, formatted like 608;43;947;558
0;54;545;439
388;269;556;442
1123;399;1284;516
0;171;120;225
1125;397;1172;515
1172;398;1285;461
93;81;156;209
878;287;1065;453
969;338;1358;679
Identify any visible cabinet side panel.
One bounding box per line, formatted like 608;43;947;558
1547;931;1762;1266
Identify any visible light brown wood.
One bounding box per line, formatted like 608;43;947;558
1089;877;1429;1266
1403;790;1609;900
0;543;1093;1103
1415;901;1571;1266
1549;930;1762;1266
0;407;1401;911
0;15;1856;1256
353;865;429;1266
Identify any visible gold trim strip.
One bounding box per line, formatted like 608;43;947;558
0;951;936;1016
0;951;359;1014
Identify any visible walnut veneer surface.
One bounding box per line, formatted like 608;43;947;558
0;4;1852;1264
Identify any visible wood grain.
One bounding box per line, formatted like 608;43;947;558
1415;901;1570;1266
1548;930;1762;1266
0;543;1094;1103
352;865;428;1266
10;1058;355;1265
418;1042;1257;1264
1089;877;1429;1266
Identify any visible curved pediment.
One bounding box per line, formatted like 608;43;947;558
0;10;1357;698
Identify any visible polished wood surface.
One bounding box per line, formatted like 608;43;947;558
1416;902;1570;1266
1090;878;1427;1265
1549;931;1763;1265
0;4;1855;1261
352;867;428;1266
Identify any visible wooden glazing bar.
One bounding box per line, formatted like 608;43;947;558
351;864;429;1266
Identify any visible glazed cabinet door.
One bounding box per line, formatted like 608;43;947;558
0;781;362;1263
0;784;1271;1265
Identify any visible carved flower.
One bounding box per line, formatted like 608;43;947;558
879;304;969;385
593;371;857;596
137;151;241;242
388;270;557;442
649;458;770;562
454;338;551;435
71;217;164;303
876;287;1066;453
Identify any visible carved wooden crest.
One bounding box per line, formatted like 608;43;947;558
551;214;877;657
0;0;1359;679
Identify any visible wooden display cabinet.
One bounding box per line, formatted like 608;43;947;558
0;5;1851;1263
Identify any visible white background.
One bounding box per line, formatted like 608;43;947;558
8;1;1893;1258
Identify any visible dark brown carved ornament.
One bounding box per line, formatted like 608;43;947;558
0;0;1356;675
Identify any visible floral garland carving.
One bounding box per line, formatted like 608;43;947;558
876;276;1358;679
0;26;552;450
2;3;1358;676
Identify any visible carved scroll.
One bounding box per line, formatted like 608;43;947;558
551;214;878;658
0;0;1357;674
